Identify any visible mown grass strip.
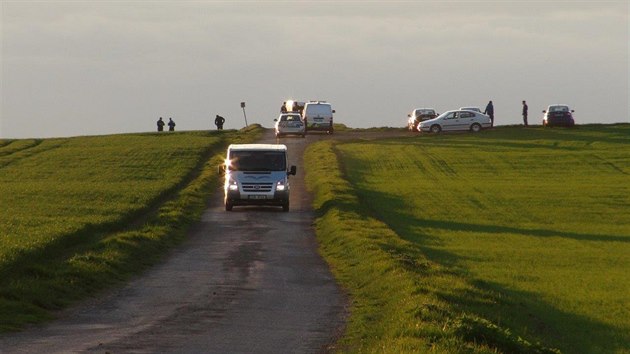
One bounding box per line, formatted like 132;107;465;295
0;126;262;331
305;139;560;353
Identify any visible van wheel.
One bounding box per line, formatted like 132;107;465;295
282;202;289;212
470;123;481;132
225;202;233;211
430;125;441;133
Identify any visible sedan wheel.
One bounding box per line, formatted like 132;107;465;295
470;123;481;132
430;125;441;133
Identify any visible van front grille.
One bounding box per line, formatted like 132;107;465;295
242;183;273;192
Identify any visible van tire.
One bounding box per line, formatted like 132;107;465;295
225;201;233;211
282;202;289;212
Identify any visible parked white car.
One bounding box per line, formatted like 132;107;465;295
419;110;492;133
274;113;305;138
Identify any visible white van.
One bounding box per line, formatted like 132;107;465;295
303;101;335;134
220;144;297;212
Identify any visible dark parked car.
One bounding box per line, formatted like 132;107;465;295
543;105;575;127
407;108;438;131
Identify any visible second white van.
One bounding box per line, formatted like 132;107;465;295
303;101;335;134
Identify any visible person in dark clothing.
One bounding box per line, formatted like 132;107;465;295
522;100;528;126
215;115;225;130
484;101;494;127
281;102;287;113
157;117;165;132
168;118;176;131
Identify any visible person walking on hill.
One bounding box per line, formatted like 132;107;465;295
484;100;494;127
168;118;176;131
157;117;165;132
522;100;529;126
215;115;225;130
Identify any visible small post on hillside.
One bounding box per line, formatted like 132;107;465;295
241;101;248;127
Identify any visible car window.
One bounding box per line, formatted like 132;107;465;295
549;106;569;112
461;111;474;118
445;112;456;119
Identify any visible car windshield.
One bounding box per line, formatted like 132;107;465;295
229;151;286;171
416;109;435;115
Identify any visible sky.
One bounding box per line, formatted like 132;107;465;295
1;1;628;138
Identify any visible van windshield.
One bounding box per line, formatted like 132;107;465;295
229;151;286;171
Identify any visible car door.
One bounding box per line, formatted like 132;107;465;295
441;112;458;131
458;111;476;130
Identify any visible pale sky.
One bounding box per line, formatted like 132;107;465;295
1;1;628;138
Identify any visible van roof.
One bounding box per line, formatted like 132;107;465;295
228;144;287;151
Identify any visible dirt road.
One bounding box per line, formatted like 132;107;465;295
0;129;355;354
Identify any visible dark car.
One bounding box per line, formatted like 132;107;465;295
407;108;438;131
543;105;575;127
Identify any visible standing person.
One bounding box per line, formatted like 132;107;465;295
522;100;529;126
215;115;225;130
168;118;176;131
484;100;494;127
157;117;165;132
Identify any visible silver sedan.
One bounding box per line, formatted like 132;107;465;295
274;113;305;138
419;110;492;133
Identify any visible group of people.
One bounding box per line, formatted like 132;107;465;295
155;115;227;132
156;117;176;132
482;100;529;127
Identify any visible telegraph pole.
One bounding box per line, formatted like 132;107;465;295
240;102;248;127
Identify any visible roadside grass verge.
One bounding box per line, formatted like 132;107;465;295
305;125;629;353
0;126;262;331
305;140;559;354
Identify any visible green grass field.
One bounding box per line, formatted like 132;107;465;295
0;127;262;331
305;125;629;353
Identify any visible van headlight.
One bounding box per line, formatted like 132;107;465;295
276;180;286;191
228;178;238;191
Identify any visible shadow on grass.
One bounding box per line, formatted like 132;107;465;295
354;188;629;353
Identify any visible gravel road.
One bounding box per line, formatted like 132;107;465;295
0;129;363;354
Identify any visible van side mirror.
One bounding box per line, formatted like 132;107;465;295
274;118;278;122
571;110;575;113
407;114;411;117
332;110;336;113
542;110;546;113
218;165;226;175
288;165;297;176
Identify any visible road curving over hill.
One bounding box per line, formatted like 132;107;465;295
0;128;411;353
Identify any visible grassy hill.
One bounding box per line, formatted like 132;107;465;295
0;127;262;331
2;124;628;353
305;124;630;353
